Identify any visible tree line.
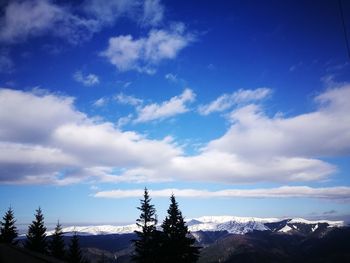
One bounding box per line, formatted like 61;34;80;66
0;188;200;263
0;206;85;263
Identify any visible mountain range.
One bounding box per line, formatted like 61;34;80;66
46;215;344;237
41;215;350;263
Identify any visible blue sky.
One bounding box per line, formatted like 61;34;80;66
1;0;350;225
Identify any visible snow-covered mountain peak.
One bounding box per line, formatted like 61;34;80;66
46;224;139;236
193;215;281;224
45;216;345;236
288;218;344;227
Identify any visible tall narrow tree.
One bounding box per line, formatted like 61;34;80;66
49;221;65;259
161;194;200;263
0;207;18;244
25;207;47;253
67;232;84;263
132;188;160;263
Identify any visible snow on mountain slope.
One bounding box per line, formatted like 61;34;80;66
193;216;281;224
187;216;277;234
46;224;138;236
288;218;343;227
45;216;344;236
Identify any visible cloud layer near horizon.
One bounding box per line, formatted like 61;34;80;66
93;186;350;201
0;83;349;186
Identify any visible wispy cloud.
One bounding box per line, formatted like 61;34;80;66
198;88;272;115
134;88;195;122
94;186;350;201
165;73;178;82
0;0;166;45
0;0;98;44
115;93;143;106
141;0;164;26
0;49;13;73
93;97;108;107
100;23;194;73
73;71;99;86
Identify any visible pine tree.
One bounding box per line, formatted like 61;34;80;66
161;195;200;263
49;221;65;259
67;232;84;263
0;207;18;244
132;188;160;263
25;207;47;253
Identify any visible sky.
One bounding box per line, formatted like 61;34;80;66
0;0;350;226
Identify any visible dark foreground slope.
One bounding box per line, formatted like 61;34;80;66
6;226;349;262
0;243;65;263
198;227;350;263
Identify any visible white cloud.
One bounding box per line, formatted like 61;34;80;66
101;23;194;73
117;114;133;128
208;86;350;159
0;0;98;44
93;97;108;107
168;152;335;183
198;88;272;115
94;186;350;201
0;88;84;144
0;0;165;44
73;71;100;86
0;88;180;184
134;88;195;122
165;73;178;82
82;0;139;25
142;0;164;26
115;93;143;106
83;0;164;27
0;83;349;185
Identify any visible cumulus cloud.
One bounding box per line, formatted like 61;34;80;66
134;88;195;122
0;88;180;184
207;86;350;158
73;71;99;86
0;83;349;185
198;88;272;115
94;186;350;201
100;23;194;73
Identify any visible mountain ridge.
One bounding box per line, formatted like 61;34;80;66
45;215;344;236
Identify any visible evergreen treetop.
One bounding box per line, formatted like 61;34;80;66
161;194;200;263
67;232;85;263
132;187;160;263
136;188;157;233
49;221;65;259
0;207;18;244
25;207;47;253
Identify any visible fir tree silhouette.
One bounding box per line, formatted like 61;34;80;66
49;221;65;259
67;232;85;263
25;207;47;253
0;207;18;244
161;194;200;263
132;188;161;263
